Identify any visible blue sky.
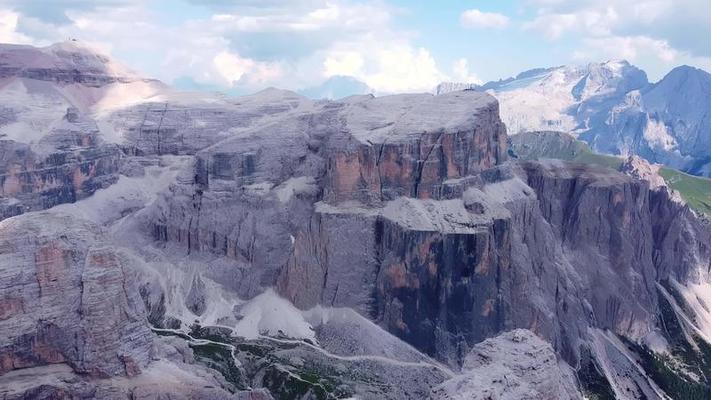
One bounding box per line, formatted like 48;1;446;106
1;0;710;94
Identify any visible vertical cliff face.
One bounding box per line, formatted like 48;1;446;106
149;91;507;304
277;156;710;376
520;161;659;334
322;92;507;203
0;212;153;377
372;212;511;364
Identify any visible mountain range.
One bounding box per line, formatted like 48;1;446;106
437;60;711;178
1;41;711;400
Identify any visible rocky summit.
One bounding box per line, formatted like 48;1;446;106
1;42;711;400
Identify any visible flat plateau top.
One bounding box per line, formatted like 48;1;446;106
340;90;498;143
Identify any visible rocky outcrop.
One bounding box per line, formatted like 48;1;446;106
0;42;155;87
619;155;668;190
0;212;152;377
431;329;581;399
0;108;121;220
107;88;317;156
322;92;506;203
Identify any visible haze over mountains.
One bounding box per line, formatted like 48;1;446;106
2;40;711;400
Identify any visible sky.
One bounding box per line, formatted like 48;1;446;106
1;0;710;95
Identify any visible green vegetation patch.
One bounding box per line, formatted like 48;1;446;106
577;355;617;400
660;168;711;216
616;286;711;399
191;342;246;390
622;339;711;400
510;131;711;216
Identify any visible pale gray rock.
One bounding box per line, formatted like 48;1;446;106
619;155;667;190
0;212;152;377
431;329;581;400
0;108;121;221
434;81;480;95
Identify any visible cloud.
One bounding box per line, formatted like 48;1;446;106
522;7;617;39
323;51;364;77
451;58;481;84
0;9;33;44
362;46;445;93
579;35;676;63
213;50;283;86
572;34;711;79
521;0;711;79
523;0;711;58
321;40;448;93
460;9;510;29
0;0;453;94
1;0;133;25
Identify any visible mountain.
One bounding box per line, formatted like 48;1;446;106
625;65;711;175
298;75;372;99
2;42;711;400
439;60;711;178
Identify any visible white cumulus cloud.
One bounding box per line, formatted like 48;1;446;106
452;58;481;84
0;9;34;44
460;9;510;29
213;51;283;86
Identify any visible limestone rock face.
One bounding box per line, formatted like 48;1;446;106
106;89;316;156
619;155;667;190
431;329;581;400
0;42;145;86
0;212;153;377
4;42;711;399
149;90;507;305
142;83;710;376
322;92;507;203
0;109;121;220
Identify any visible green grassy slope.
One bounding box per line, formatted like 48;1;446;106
509;132;711;216
659;168;711;216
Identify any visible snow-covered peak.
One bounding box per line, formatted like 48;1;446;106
572;59;647;101
485;60;648;135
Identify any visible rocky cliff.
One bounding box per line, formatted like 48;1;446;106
2;42;711;399
0;108;121;220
